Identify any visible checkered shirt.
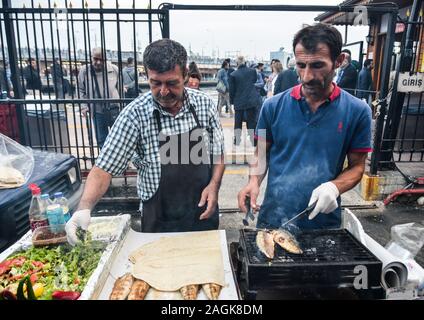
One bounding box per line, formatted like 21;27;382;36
95;88;225;201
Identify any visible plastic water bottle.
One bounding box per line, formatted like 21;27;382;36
53;192;70;222
28;184;49;231
40;194;53;214
46;204;65;232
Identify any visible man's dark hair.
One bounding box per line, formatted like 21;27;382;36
341;49;351;56
27;57;36;63
221;60;229;68
127;57;134;65
364;59;373;68
143;38;187;76
188;61;201;81
225;58;231;63
293;23;343;62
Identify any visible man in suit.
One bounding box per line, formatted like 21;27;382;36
229;56;262;146
273;58;299;95
356;59;373;102
336;49;358;95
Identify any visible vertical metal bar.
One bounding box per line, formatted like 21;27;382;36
53;1;71;154
370;11;398;174
13;10;26;101
65;0;80;165
70;1;88;170
24;4;43;148
160;7;170;38
148;0;152;43
115;0;124;103
398;91;412;161
359;40;364;73
83;0;96;165
409;90;422;161
10;7;30;146
38;2;57;153
47;0;64;153
132;0;138;103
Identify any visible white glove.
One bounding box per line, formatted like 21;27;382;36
308;182;340;220
65;209;91;245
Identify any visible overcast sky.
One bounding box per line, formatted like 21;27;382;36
12;0;370;62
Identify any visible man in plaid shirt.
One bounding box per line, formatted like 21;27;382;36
66;39;225;243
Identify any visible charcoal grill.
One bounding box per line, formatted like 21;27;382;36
235;228;385;300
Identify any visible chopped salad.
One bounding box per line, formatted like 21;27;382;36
0;242;106;300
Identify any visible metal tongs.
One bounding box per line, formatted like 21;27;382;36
242;196;256;226
280;200;318;228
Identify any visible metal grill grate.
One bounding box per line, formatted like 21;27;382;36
242;229;377;265
237;228;384;298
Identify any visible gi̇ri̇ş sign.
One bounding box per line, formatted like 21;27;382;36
397;72;424;92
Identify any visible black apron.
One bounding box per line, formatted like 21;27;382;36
141;104;219;232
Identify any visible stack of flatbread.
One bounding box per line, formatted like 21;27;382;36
0;164;25;189
111;230;226;300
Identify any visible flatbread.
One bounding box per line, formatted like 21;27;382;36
129;230;225;291
0;165;25;189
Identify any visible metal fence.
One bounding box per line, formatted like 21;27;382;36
1;2;408;177
371;0;424;172
0;0;169;176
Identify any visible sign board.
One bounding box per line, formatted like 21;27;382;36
397;72;424;92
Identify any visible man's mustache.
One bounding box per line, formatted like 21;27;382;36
302;80;325;88
156;92;177;101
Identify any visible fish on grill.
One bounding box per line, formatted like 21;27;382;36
127;279;150;300
202;283;222;300
256;230;275;259
180;284;199;300
109;273;134;300
272;229;303;254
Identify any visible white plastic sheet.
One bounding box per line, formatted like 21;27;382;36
342;209;408;289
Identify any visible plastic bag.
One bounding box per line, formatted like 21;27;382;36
385;222;424;259
0;133;34;189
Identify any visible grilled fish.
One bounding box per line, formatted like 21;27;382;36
202;283;222;300
272;229;303;254
127;279;150;300
180;284;199;300
109;273;134;300
256;230;275;259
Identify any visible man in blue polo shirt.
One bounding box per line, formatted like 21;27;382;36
238;23;372;229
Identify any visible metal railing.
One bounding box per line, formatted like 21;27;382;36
0;0;169;177
370;0;424;172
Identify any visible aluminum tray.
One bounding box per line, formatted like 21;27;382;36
0;214;132;300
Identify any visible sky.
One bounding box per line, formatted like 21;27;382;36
10;0;370;62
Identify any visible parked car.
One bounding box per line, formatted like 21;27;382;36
0;150;83;253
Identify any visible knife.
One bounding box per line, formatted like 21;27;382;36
242;196;255;226
280;200;318;228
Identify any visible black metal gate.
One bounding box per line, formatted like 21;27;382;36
370;0;424;173
0;0;169;175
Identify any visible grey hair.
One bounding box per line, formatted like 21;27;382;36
91;47;103;57
236;56;245;67
288;58;296;68
143;39;187;76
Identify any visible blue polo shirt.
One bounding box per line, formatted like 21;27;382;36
255;83;372;230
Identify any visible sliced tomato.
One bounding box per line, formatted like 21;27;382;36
0;260;13;275
30;273;38;284
10;257;26;267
